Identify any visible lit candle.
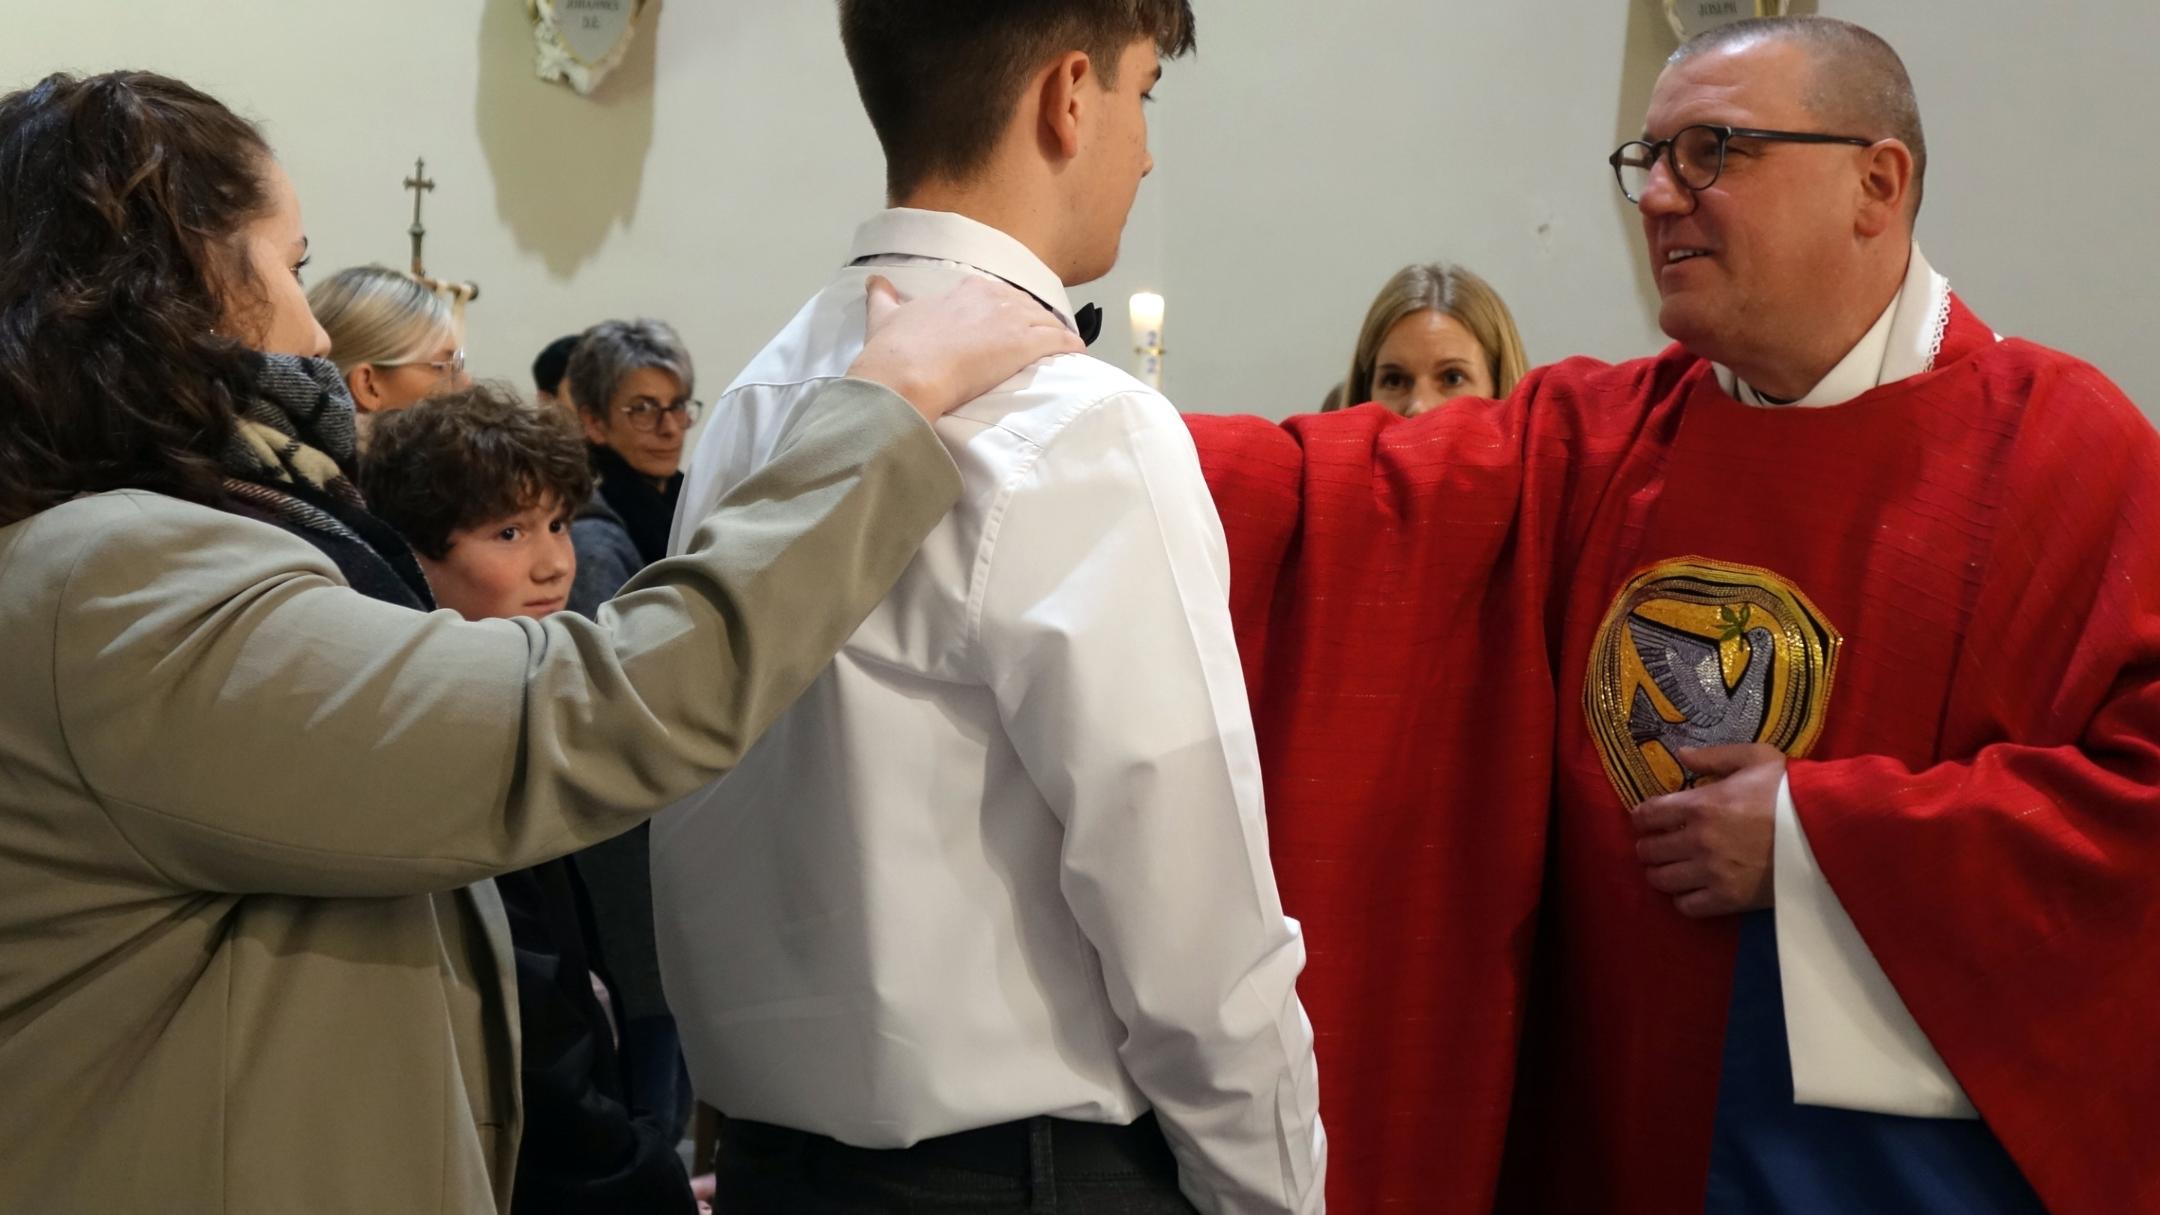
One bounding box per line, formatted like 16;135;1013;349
1129;292;1165;391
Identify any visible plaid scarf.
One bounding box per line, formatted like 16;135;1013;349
218;353;430;608
218;353;368;539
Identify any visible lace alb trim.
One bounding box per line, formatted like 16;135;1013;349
1923;279;1952;371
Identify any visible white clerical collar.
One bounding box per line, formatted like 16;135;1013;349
848;208;1079;332
1716;241;1952;407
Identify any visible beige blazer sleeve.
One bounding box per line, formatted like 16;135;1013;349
52;378;957;897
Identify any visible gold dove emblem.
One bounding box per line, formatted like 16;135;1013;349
1585;557;1842;807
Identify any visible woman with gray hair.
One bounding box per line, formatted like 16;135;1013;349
569;317;697;565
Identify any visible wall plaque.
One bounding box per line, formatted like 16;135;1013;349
1664;0;1790;41
530;0;646;96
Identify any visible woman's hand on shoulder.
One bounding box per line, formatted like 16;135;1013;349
848;275;1083;422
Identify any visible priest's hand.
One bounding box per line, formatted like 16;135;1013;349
849;275;1083;422
1629;743;1786;918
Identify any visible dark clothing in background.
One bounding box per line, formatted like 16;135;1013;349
571;822;693;1145
569;492;643;618
498;862;697;1215
563;485;693;1146
593;444;684;566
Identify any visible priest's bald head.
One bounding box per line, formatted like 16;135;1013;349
1619;17;1925;399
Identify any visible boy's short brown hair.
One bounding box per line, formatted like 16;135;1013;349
838;0;1196;199
360;381;594;561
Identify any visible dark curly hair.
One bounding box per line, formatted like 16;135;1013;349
0;71;276;527
358;381;594;561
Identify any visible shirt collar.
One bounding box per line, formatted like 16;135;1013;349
848;208;1077;329
1717;241;1950;408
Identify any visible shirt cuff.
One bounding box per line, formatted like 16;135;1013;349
1772;770;1977;1118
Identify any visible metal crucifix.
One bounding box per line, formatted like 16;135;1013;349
403;157;435;280
400;156;479;305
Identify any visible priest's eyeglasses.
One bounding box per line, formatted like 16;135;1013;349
616;395;703;431
1609;124;1876;204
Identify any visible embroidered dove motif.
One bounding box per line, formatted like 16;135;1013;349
1624;614;1776;778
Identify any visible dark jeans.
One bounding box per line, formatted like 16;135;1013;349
713;1112;1201;1214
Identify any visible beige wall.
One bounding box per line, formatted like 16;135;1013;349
7;1;2154;419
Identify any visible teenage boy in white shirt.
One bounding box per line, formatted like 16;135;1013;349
657;5;1325;1213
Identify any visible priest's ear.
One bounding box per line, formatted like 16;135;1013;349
1854;139;1918;238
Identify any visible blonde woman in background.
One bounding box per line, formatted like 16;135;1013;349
1325;262;1529;416
308;264;471;419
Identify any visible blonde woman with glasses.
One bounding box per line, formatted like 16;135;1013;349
308;263;471;420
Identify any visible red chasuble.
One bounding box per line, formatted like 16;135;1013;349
1188;298;2160;1215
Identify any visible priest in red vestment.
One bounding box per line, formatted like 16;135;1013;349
1189;17;2157;1215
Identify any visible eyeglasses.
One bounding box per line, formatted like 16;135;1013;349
377;348;468;379
615;395;703;432
1609;124;1877;204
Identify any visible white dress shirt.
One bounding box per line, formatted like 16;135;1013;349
1716;243;1985;1119
654;208;1325;1215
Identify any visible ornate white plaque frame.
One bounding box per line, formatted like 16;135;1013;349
529;0;647;96
1664;0;1791;41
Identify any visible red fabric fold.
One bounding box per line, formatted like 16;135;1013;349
1187;350;1693;1212
1785;339;2160;1215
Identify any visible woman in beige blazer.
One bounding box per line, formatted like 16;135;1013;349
0;72;1077;1213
